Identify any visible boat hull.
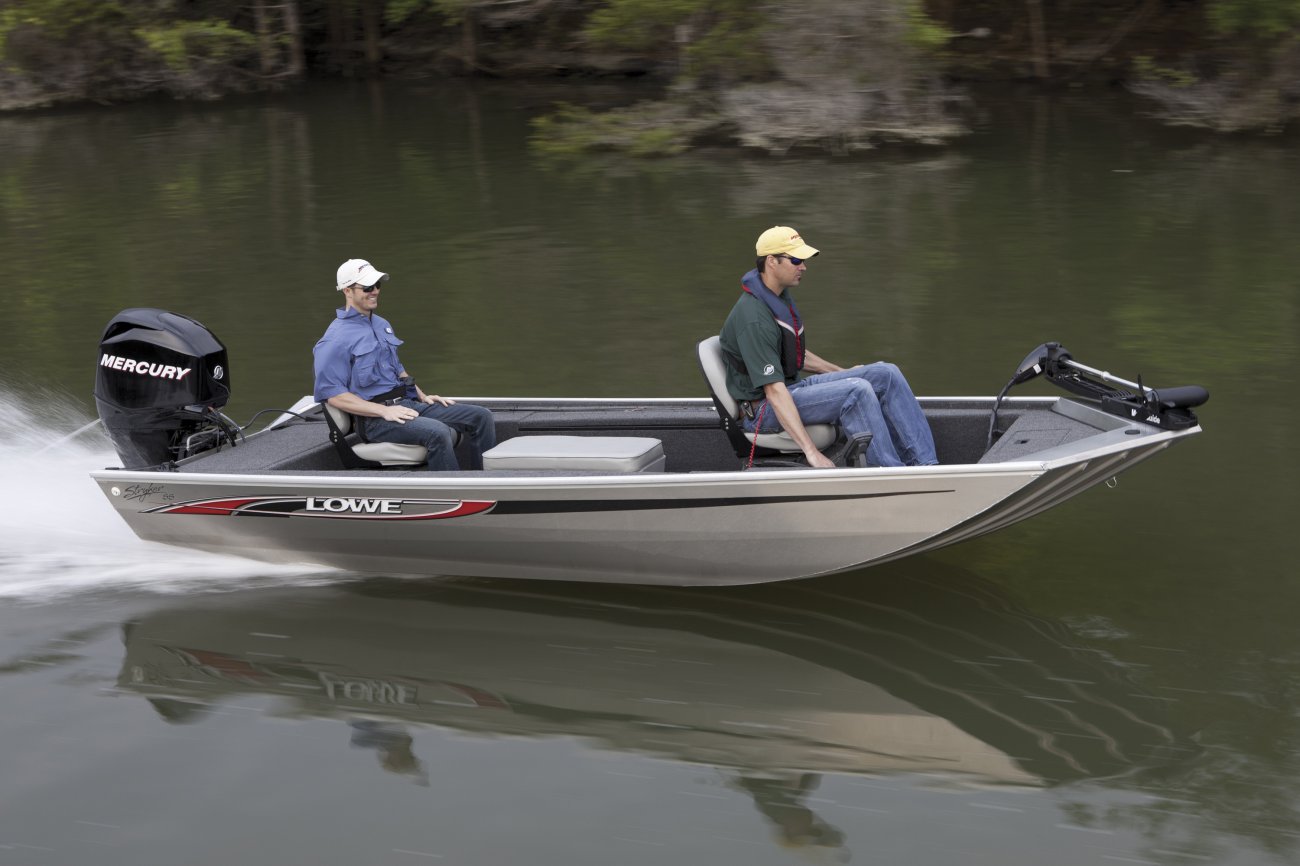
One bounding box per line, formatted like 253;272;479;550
90;428;1186;585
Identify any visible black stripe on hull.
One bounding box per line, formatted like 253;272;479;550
490;489;954;515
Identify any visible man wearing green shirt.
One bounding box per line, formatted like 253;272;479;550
719;226;938;469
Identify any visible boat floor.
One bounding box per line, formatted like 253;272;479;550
170;397;1119;478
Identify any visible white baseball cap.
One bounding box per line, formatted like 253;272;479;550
336;258;389;291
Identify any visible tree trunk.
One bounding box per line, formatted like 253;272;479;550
362;0;383;74
1026;0;1050;79
461;6;477;72
253;0;274;76
284;0;305;78
327;0;352;72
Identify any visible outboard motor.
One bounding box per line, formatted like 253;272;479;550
95;308;235;469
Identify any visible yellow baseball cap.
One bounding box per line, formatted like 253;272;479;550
756;226;819;259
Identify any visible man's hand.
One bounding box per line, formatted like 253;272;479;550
378;404;420;423
762;381;837;469
805;449;836;469
421;394;456;406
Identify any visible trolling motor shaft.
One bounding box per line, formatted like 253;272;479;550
987;342;1209;450
1036;345;1208;430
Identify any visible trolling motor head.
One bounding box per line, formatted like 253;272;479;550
1009;341;1072;386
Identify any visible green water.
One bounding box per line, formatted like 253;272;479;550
1;81;1298;865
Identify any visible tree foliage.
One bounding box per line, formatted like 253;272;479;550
1;0;1298;138
133;21;256;73
1209;0;1300;37
580;0;951;84
583;0;768;82
538;0;959;154
385;0;475;26
0;0;258;102
0;0;124;64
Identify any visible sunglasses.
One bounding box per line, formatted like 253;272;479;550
353;283;380;293
775;254;805;266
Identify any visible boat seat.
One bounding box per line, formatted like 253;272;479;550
696;335;836;460
483;436;665;473
322;403;429;469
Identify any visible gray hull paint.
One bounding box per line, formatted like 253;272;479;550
91;397;1198;585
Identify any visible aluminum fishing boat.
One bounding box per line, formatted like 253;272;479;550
90;309;1208;586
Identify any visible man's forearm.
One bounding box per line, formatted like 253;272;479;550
802;350;842;375
762;382;820;455
760;383;836;469
326;392;385;418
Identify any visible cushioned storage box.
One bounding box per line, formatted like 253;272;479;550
482;436;665;473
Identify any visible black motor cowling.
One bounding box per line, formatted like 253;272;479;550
95;308;233;469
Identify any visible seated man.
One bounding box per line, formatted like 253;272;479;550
313;258;495;471
719;226;938;469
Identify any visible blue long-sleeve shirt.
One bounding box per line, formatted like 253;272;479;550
312;308;409;402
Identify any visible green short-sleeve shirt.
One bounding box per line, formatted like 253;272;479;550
719;290;798;402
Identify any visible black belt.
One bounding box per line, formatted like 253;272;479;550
740;398;765;420
368;384;409;406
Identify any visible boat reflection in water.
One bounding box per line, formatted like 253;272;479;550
118;565;1194;851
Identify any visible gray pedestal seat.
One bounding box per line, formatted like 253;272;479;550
323;404;429;469
696;335;836;458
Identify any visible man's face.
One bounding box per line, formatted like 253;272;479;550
345;282;381;314
768;254;807;290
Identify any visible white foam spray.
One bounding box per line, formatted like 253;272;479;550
0;385;340;601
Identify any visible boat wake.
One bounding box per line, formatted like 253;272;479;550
0;385;339;601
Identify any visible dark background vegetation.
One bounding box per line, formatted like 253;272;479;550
1;0;1297;149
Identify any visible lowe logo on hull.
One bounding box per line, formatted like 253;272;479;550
306;496;402;514
146;495;497;521
100;354;193;381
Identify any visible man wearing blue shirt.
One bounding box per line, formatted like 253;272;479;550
313;258;496;471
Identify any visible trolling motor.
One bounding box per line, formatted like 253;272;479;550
987;342;1209;450
95;309;240;469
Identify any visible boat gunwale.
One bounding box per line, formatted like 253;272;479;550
89;428;1198;492
89;394;1200;492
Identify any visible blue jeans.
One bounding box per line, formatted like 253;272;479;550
362;400;496;471
743;364;937;467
